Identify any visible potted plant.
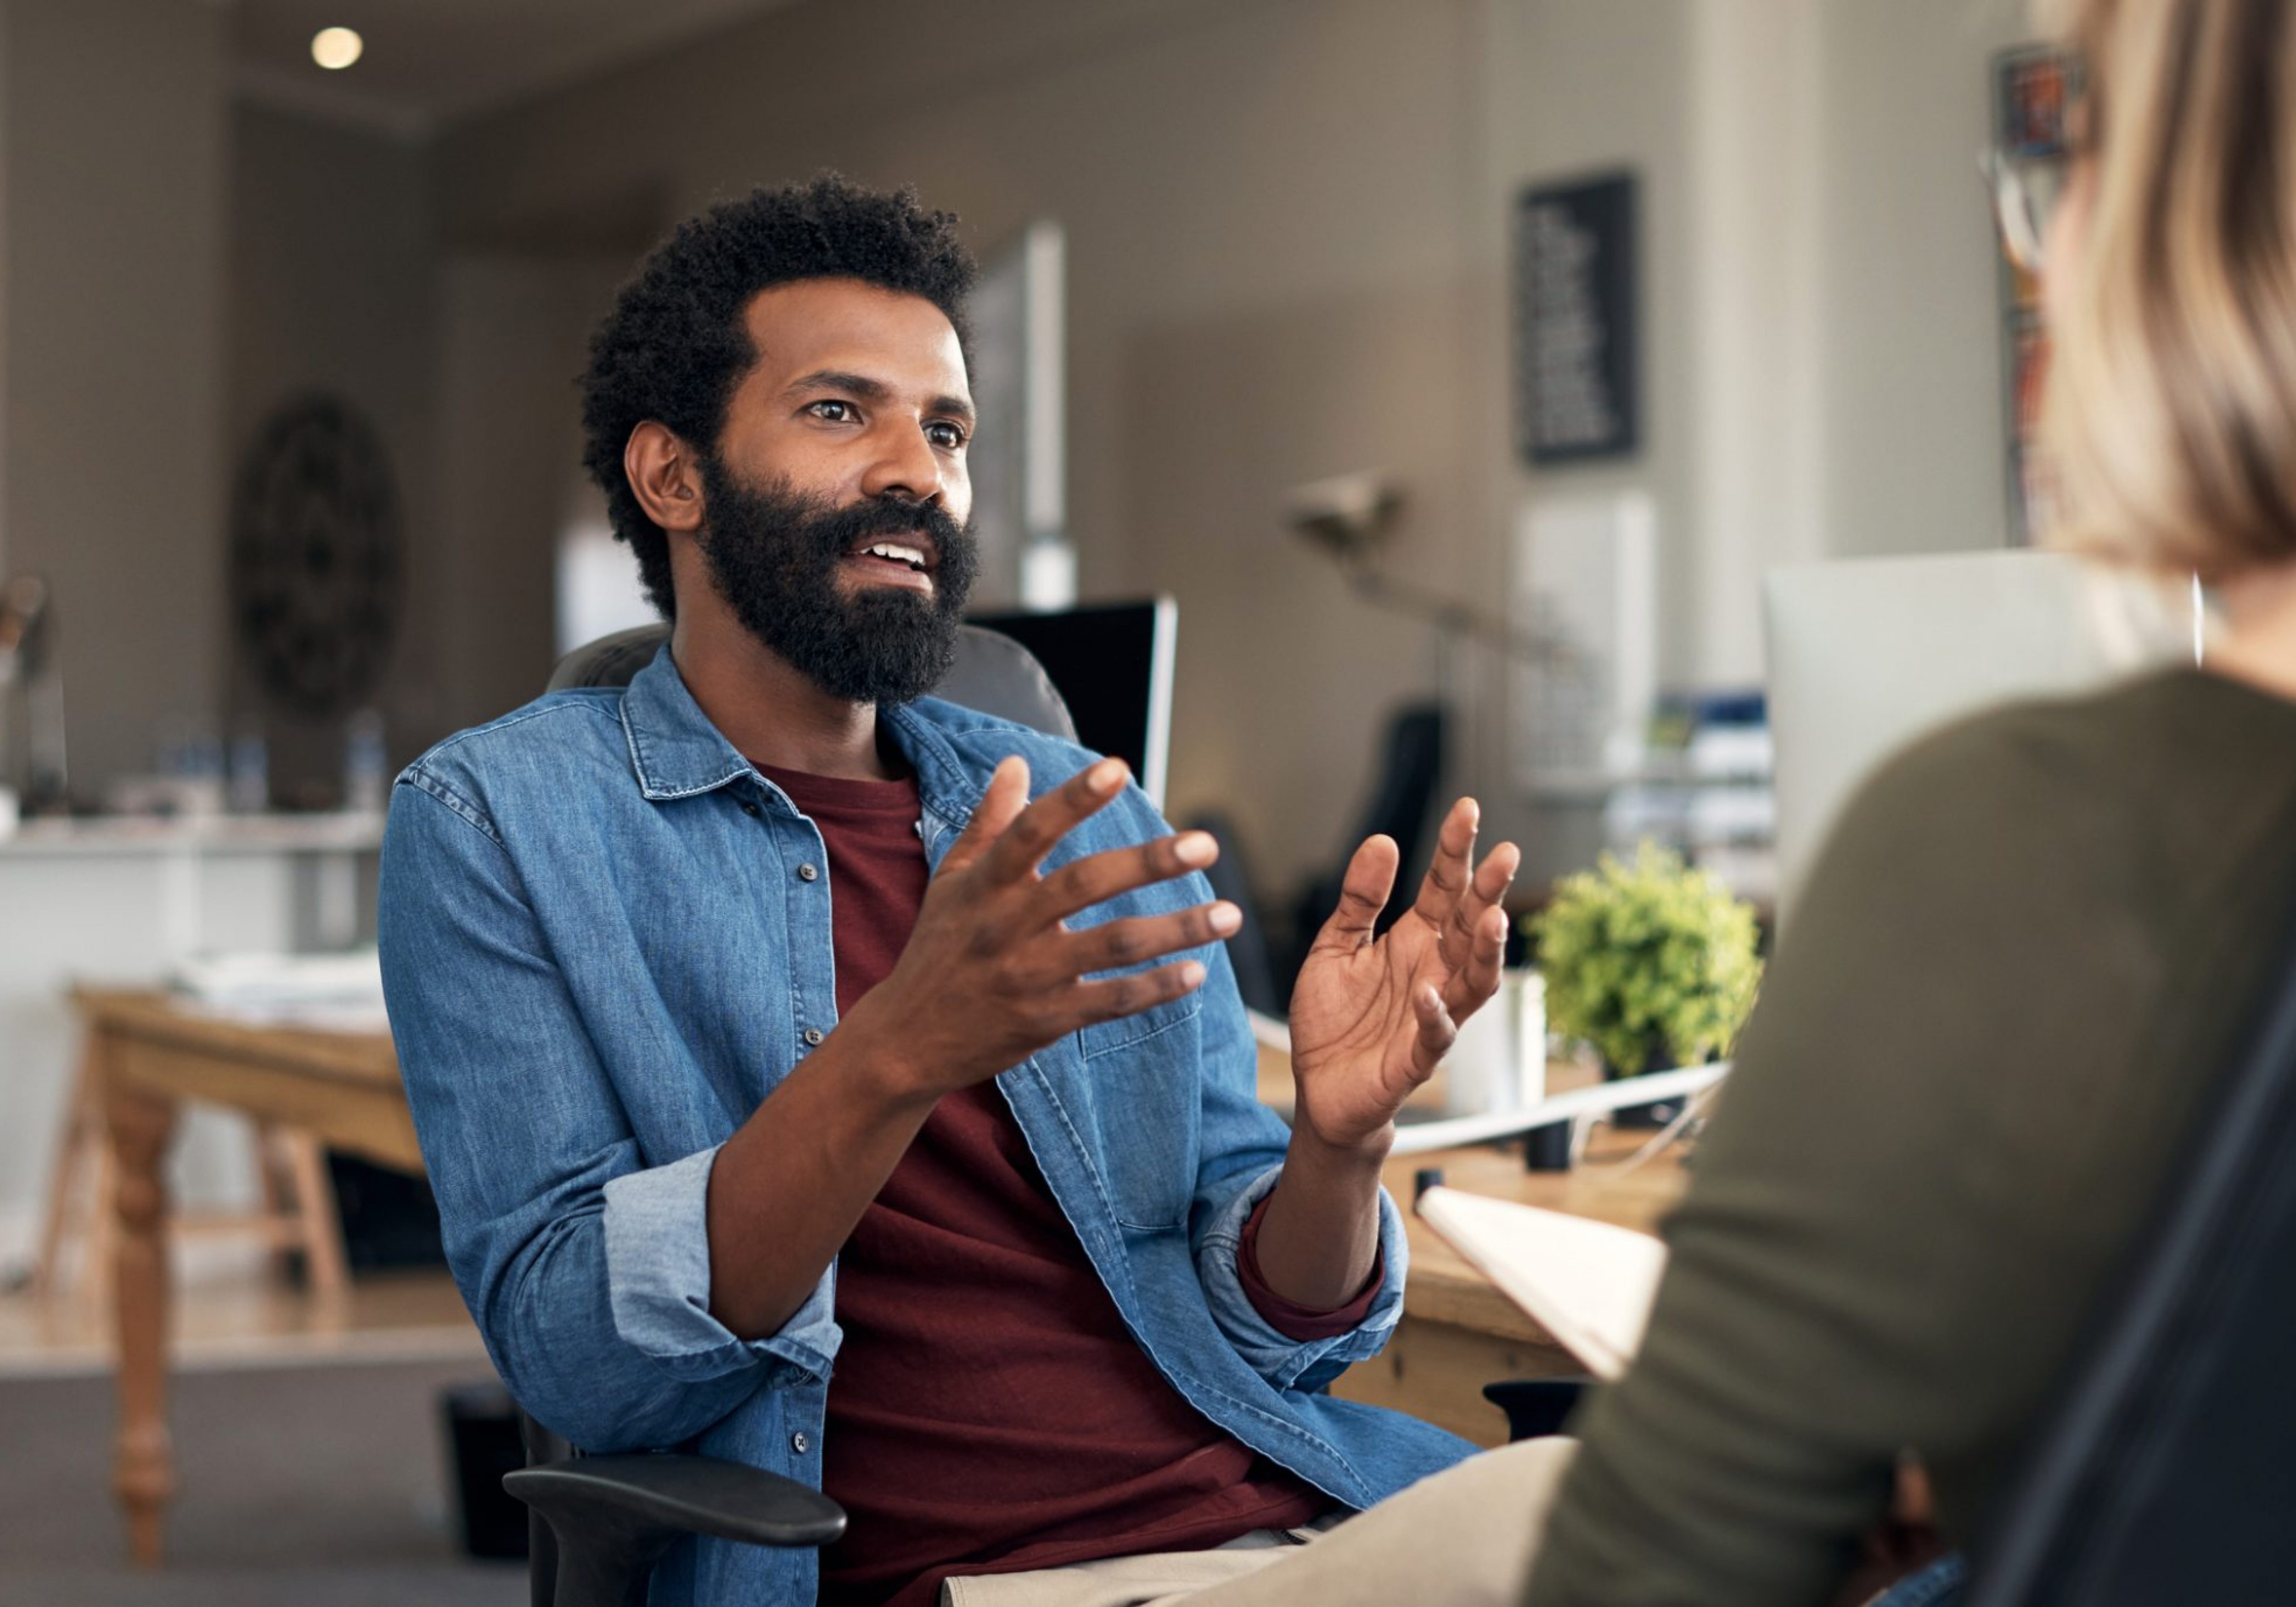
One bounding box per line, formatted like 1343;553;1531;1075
1527;842;1763;1127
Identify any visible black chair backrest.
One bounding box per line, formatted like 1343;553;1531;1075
1967;934;2296;1605
1283;703;1446;992
1351;703;1446;903
1179;809;1283;1018
546;622;1078;742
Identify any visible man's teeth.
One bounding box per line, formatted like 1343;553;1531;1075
860;543;928;571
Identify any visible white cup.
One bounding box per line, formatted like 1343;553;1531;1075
1444;969;1548;1117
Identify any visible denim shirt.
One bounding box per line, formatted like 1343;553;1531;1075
377;646;1473;1607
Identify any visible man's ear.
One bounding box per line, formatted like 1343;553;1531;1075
624;421;705;534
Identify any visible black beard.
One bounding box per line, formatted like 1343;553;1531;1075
694;459;979;707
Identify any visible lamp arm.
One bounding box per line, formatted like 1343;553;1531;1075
1344;564;1570;669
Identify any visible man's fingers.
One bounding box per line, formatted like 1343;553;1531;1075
975;757;1131;885
1408;983;1458;1081
1315;834;1399;951
1441;837;1519;974
1066;959;1208;1027
1410;798;1480;931
1034;832;1218;925
1443;904;1510;1024
939;756;1031;877
1056;901;1238;979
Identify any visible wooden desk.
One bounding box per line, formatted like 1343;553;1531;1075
75;986;415;1564
86;992;1684;1559
1255;1035;1693;1439
1333;1128;1688;1445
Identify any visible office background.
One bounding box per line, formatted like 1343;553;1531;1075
0;0;2032;895
0;0;2049;1598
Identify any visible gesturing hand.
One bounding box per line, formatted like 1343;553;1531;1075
842;754;1239;1102
1287;798;1518;1155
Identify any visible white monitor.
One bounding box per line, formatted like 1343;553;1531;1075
1763;550;2194;927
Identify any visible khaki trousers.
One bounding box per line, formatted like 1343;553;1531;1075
941;1437;1576;1607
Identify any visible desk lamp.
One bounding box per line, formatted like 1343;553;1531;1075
1284;471;1571;695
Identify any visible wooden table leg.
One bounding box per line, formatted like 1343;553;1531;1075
29;1036;101;1300
100;1036;179;1568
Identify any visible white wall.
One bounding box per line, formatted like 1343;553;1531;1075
0;0;230;795
1685;0;1827;685
1816;0;2035;561
433;254;633;729
228;102;442;798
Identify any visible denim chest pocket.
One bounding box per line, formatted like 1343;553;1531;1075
1074;991;1204;1231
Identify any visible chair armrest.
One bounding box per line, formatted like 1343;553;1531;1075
506;1454;845;1607
506;1453;846;1549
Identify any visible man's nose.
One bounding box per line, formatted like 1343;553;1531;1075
859;424;946;507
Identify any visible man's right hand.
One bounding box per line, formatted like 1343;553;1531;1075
841;754;1238;1101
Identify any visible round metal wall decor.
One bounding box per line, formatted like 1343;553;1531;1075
231;394;403;718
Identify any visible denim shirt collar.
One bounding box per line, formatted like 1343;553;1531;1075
618;643;980;832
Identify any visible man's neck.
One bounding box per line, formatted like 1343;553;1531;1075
668;608;900;781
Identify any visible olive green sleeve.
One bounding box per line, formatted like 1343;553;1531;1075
1521;718;2170;1607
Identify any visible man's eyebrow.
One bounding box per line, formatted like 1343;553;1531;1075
785;369;891;403
932;392;978;425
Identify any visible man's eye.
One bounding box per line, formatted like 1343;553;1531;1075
926;421;967;449
808;400;855;423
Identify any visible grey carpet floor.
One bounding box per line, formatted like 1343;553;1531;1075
0;1357;526;1607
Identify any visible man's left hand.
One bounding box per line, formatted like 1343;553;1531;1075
1288;798;1519;1157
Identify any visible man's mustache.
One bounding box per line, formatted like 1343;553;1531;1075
788;493;970;563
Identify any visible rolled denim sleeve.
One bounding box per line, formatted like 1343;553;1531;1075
380;774;833;1450
1185;939;1409;1391
602;1145;840;1384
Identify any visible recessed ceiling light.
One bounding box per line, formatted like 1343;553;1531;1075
310;27;364;71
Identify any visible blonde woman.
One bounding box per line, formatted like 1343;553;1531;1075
1511;0;2296;1601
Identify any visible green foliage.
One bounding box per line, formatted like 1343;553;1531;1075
1528;842;1763;1076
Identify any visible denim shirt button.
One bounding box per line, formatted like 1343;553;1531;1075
802;1028;824;1047
797;863;819;882
791;1432;810;1454
738;798;760;817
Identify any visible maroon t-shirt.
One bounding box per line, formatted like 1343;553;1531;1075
754;761;1365;1607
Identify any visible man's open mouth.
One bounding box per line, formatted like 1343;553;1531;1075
844;535;938;586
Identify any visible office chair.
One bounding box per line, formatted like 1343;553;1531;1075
1176;808;1285;1018
1283;703;1446;993
541;621;1077;740
507;620;1080;1607
1956;926;2296;1605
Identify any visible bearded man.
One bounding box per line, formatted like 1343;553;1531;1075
379;175;1553;1607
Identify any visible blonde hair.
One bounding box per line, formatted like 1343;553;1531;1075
2043;0;2296;580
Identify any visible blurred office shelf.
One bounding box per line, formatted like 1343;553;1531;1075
0;809;383;856
1527;692;1778;907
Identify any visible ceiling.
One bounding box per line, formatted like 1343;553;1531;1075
230;0;804;137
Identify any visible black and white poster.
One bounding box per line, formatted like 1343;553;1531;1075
1515;173;1640;466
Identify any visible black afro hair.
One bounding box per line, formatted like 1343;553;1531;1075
577;173;976;618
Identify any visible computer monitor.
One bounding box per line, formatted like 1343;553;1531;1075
969;597;1178;810
1763;550;2194;927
